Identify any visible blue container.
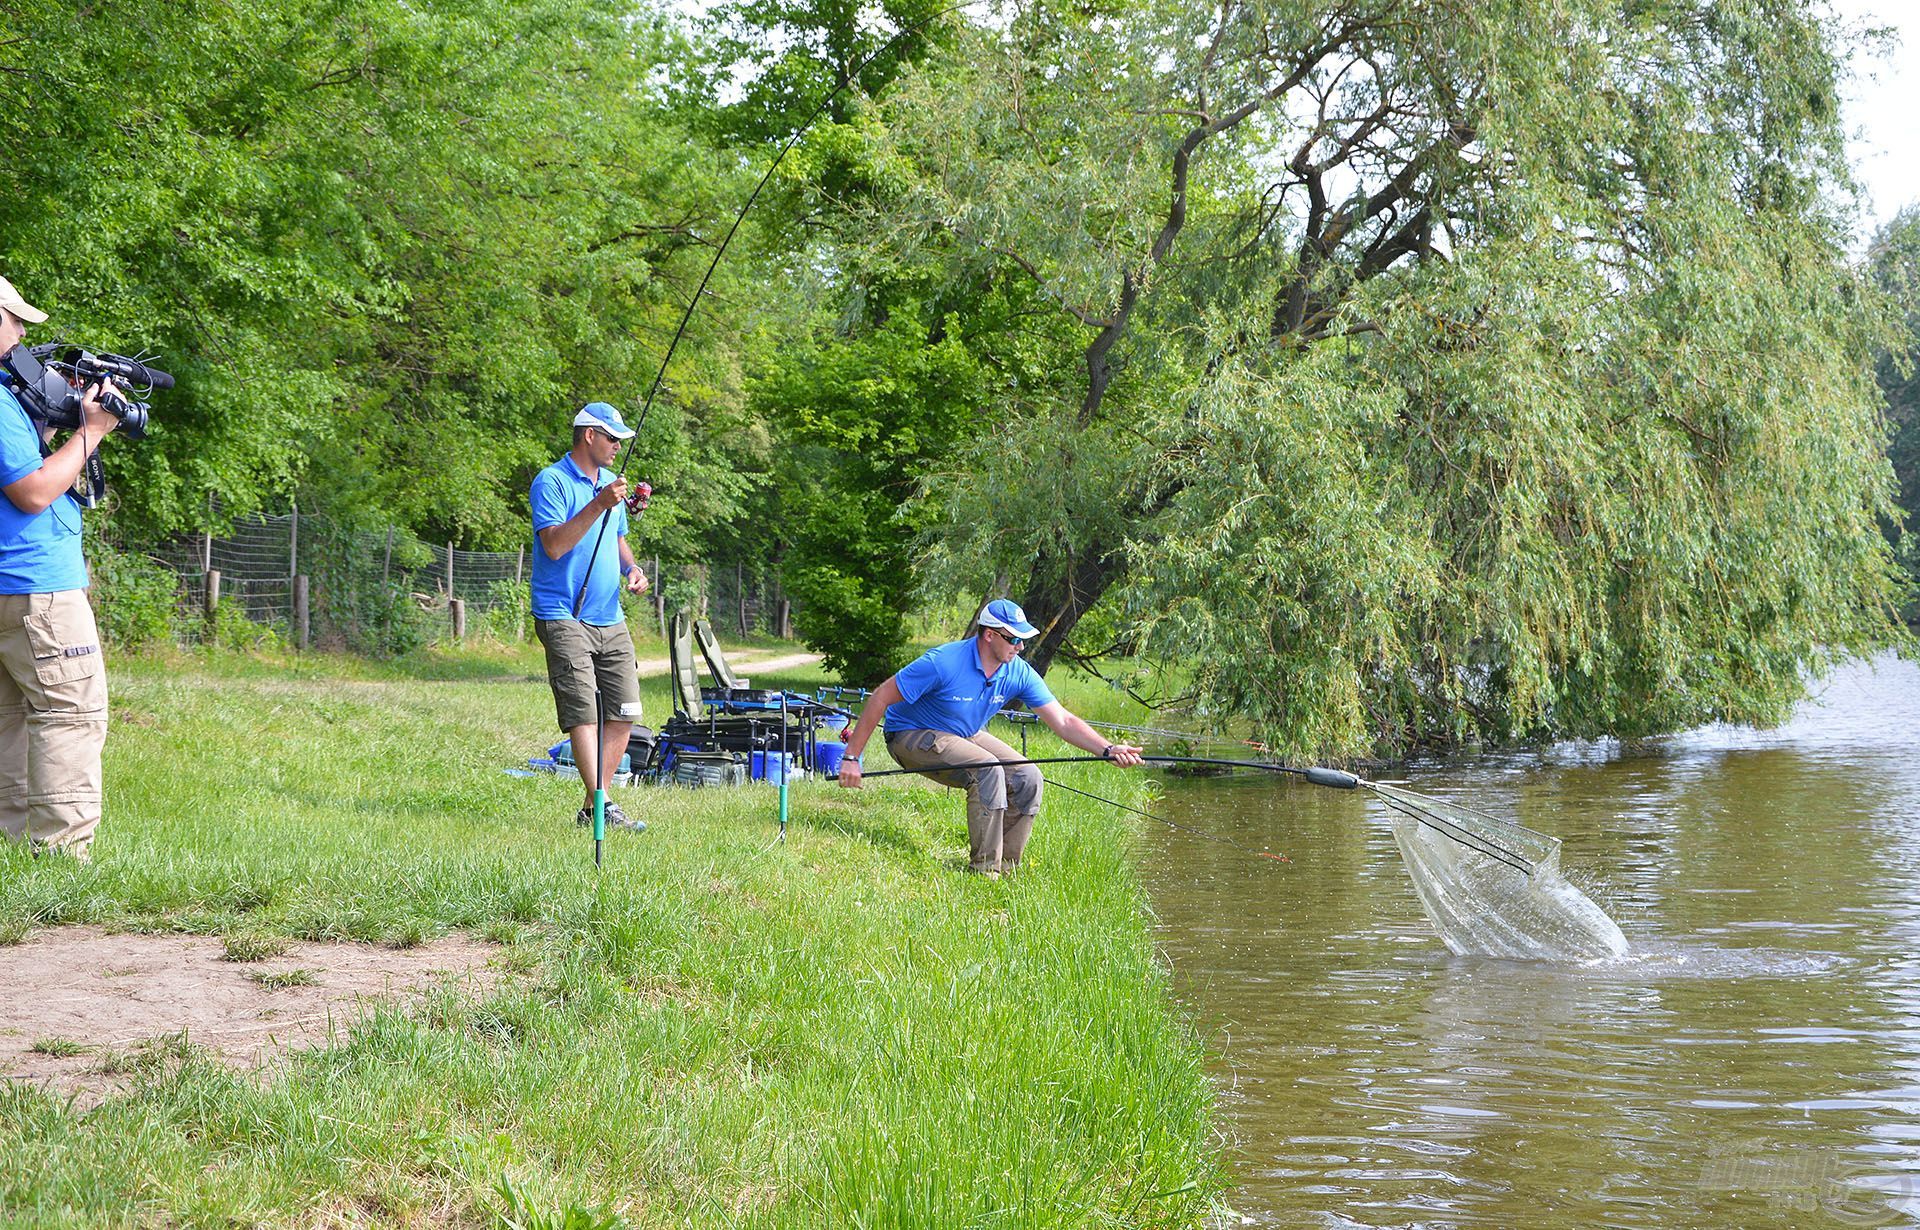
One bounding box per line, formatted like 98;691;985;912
548;740;629;775
750;750;798;782
819;712;850;733
813;741;847;777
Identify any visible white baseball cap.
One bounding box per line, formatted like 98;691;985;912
0;276;47;325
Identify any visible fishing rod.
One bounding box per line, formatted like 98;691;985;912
998;709;1276;751
841;753;1360;787
839;754;1545;876
566;1;975;865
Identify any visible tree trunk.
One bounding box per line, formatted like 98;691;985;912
1020;538;1125;676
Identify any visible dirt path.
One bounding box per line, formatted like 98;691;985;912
634;650;822;679
0;927;503;1107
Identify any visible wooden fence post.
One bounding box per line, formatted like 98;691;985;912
294;575;310;650
205;569;221;622
737;562;748;637
450;598;466;642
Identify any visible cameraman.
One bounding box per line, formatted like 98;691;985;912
0;275;117;863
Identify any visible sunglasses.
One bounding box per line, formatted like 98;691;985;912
990;627;1027;649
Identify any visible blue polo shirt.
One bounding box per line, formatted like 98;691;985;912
529;453;628;625
884;638;1055;737
0;382;88;595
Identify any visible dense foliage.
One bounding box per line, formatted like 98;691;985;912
794;0;1912;750
1869;206;1920;617
2;0;1910;748
1;0;760;552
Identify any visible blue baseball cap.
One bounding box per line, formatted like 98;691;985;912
572;401;635;439
977;598;1039;639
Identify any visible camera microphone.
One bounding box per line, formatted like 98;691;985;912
79;352;174;391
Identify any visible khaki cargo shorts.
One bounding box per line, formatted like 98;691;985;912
534;617;641;731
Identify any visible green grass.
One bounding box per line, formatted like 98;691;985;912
246;968;319;989
27;1039;89;1059
0;642;1226;1228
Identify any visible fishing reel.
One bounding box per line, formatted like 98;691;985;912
626;480;651;514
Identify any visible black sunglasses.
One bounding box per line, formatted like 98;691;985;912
990;627;1027;648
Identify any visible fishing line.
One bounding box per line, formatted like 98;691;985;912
1041;776;1291;864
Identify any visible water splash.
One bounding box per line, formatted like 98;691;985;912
1389;815;1630;961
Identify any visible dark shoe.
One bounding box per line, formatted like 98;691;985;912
575;802;646;832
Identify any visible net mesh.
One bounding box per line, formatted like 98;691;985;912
1368;782;1629;962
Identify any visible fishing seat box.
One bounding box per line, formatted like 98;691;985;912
624;725;657;772
671;752;747;788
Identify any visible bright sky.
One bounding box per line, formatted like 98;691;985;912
1831;0;1918;243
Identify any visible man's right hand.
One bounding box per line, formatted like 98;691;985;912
837;759;863;789
592;477;629;512
80;382;120;438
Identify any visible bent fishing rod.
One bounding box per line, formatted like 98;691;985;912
837;754;1542;876
566;3;975;865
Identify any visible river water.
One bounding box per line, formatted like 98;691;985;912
1137;653;1920;1228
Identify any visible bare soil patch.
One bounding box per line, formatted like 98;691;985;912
0;926;504;1106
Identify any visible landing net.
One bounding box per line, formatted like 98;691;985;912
1370;782;1629;962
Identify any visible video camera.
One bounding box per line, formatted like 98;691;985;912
0;342;171;442
1;341;174;507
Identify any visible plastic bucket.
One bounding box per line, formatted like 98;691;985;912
813;741;846;777
751;750;797;782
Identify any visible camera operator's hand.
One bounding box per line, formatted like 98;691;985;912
79;381;120;439
591;476;628;513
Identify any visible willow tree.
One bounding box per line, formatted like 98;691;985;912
837;0;1908;753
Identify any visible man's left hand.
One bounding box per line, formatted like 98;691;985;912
1105;742;1144;767
625;567;649;595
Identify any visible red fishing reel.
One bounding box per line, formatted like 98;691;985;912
626;480;652;514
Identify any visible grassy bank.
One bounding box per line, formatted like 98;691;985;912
0;643;1226;1228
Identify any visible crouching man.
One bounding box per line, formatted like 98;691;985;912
836;599;1142;877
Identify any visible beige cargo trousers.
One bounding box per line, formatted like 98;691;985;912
886;727;1043;874
0;590;108;859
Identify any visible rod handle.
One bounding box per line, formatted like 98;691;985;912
1304;766;1360;790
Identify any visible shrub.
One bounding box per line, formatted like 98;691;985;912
88;539;184;649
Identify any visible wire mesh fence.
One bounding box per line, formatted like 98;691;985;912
119;503;794;653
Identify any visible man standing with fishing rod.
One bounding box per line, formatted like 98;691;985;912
530;402;650;832
836;599;1144;877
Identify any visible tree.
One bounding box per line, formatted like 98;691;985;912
1868;205;1920;622
1869;208;1920;521
1;0;765;552
852;0;1908;753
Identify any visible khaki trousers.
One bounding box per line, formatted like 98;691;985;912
887;728;1042;873
0;590;109;856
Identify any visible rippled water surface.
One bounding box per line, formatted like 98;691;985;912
1137;653;1920;1228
